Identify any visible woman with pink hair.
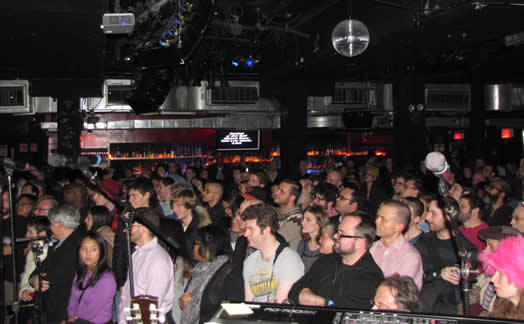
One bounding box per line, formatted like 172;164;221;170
479;235;524;320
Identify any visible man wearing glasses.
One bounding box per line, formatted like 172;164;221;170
333;184;361;225
33;195;58;217
288;214;384;308
312;183;339;220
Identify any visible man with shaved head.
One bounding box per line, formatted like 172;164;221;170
202;182;227;226
370;200;423;289
326;170;343;191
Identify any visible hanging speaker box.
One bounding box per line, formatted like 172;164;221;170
342;110;373;129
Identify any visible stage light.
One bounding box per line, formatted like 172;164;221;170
246;58;254;67
232;60;240;67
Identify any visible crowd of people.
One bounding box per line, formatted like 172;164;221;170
2;151;524;324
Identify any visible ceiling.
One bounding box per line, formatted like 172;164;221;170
1;0;524;96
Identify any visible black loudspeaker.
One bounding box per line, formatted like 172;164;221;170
342;110;373;129
126;69;173;114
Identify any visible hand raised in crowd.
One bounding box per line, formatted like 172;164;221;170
179;290;192;309
31;273;50;292
440;266;460;285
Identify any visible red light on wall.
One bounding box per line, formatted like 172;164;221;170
453;131;464;140
501;128;514;139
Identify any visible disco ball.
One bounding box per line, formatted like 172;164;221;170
331;19;370;57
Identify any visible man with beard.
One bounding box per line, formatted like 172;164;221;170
414;196;478;314
288;214;384;308
458;194;488;252
485;178;516;226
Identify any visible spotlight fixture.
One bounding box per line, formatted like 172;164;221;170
232;60;240;67
245;57;254;67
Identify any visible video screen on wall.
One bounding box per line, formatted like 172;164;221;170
216;130;260;151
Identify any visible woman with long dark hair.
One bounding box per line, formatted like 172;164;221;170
179;225;233;324
85;205;114;268
67;232;116;324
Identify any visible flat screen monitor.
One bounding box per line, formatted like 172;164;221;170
216;130;260;151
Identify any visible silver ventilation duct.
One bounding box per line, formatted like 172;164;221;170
485;83;524;112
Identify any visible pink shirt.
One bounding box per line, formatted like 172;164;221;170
119;237;175;324
370;235;424;289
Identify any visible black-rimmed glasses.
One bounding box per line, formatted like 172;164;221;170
335;230;363;239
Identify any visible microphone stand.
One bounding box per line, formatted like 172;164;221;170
125;208;136;298
1;165;20;324
446;217;478;316
30;238;48;324
0;184;4;324
82;168;137;306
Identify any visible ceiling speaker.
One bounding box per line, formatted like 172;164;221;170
342;110;372;129
126;69;173;114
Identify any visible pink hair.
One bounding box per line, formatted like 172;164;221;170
479;235;524;289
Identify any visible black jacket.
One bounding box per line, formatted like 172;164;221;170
414;231;478;314
288;252;384;309
36;228;84;322
200;261;234;324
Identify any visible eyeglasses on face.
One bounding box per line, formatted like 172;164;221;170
335;230;363;239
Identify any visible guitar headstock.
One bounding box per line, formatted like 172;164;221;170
125;295;165;324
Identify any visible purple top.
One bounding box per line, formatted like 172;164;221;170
67;271;116;324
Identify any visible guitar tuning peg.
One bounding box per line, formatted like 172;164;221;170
159;314;166;323
149;303;157;311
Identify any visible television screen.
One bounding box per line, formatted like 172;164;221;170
216;130;260;151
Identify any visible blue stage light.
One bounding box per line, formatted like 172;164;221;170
246;58;254;67
232;60;239;67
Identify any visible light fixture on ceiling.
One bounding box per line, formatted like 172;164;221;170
331;19;370;58
331;1;370;58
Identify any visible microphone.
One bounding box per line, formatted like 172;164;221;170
425;152;451;196
15;236;49;244
0;157;34;171
48;154;105;170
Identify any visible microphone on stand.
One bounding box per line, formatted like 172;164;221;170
15;236;49;244
425;152;452;196
0;157;34;172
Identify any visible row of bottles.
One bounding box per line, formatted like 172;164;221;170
109;143;205;159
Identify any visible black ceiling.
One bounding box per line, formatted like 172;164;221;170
1;0;524;94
